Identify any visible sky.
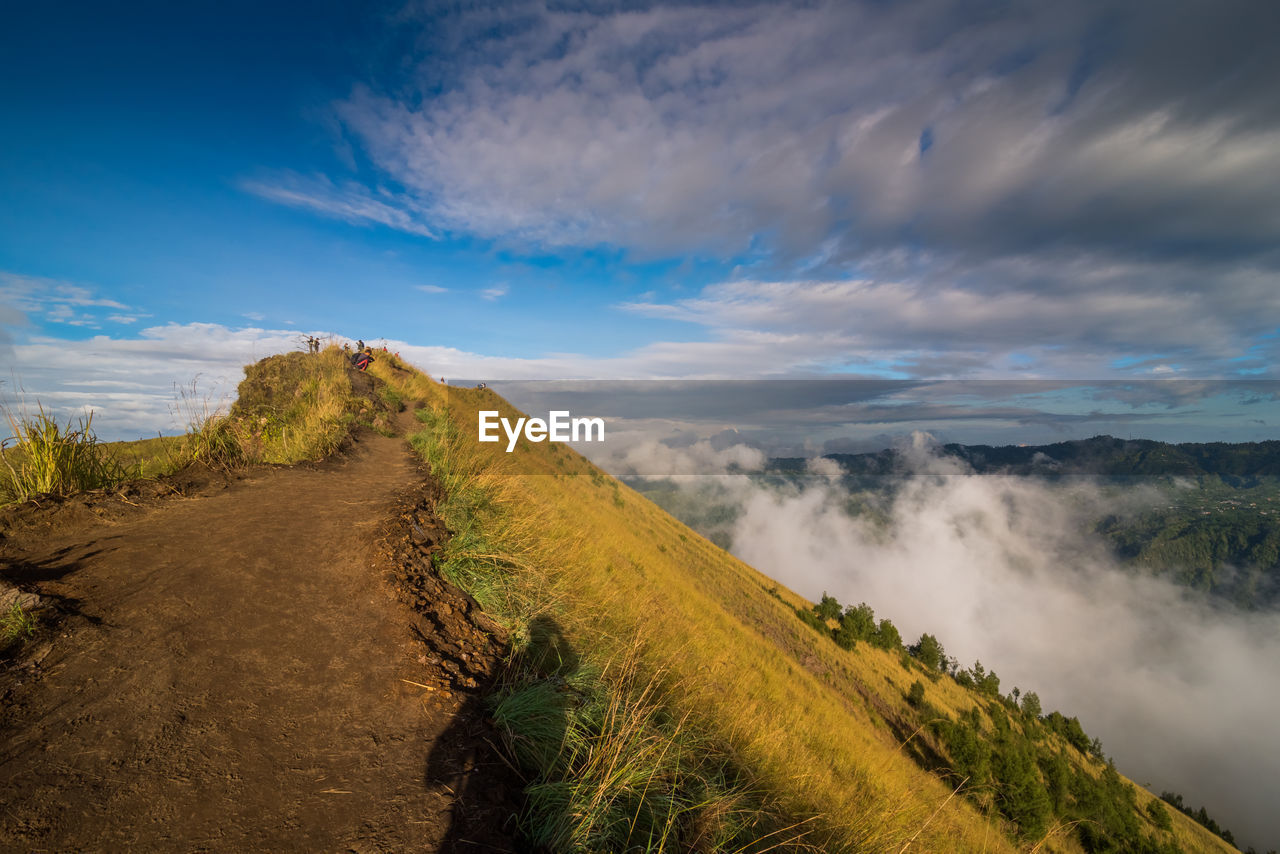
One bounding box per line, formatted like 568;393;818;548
3;0;1280;442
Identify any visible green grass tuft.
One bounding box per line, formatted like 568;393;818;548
1;406;129;503
1;601;37;651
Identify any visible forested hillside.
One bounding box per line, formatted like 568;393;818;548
789;436;1280;478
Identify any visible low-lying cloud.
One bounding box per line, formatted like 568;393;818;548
650;438;1280;848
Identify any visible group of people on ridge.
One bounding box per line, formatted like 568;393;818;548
343;338;375;371
311;335;398;372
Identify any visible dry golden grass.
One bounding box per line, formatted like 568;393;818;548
228;346;366;464
369;356;1238;854
135;345;369;473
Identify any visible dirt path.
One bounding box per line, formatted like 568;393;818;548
0;416;524;851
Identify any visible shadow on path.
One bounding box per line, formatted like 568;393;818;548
424;614;585;853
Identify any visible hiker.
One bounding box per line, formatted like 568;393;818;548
356;339;364;352
354;347;374;372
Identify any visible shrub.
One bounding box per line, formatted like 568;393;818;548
178;413;245;470
837;602;875;647
795;607;830;636
1146;798;1173;831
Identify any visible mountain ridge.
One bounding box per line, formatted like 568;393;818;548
1;352;1249;852
768;435;1280;478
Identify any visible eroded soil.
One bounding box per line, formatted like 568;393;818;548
0;413;526;851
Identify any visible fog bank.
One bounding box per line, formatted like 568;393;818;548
716;449;1279;848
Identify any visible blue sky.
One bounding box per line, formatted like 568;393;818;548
3;1;1280;441
0;0;693;355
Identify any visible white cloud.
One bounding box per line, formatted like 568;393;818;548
481;283;509;301
292;1;1280;269
0;272;135;330
4;324;305;440
240;174;437;238
7;307;1273;446
3;323;637;440
44;304;77;323
415;284;449;294
235;2;1280;381
618;263;1280;379
2;319;879;442
724;465;1280;847
805;456;844;477
587;432;767;477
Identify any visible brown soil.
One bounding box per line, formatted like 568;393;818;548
0;413;527;852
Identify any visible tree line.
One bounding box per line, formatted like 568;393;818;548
793;591;1248;853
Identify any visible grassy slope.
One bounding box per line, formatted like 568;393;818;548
368;357;1238;853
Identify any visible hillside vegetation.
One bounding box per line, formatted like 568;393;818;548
366;356;1239;854
1094;479;1280;609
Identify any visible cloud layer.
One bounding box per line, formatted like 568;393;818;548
4;324;304;440
311;1;1280;264
0;272;147;331
721;454;1280;848
242;0;1280;380
623;266;1280;378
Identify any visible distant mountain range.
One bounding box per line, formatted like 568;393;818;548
772;435;1280;478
